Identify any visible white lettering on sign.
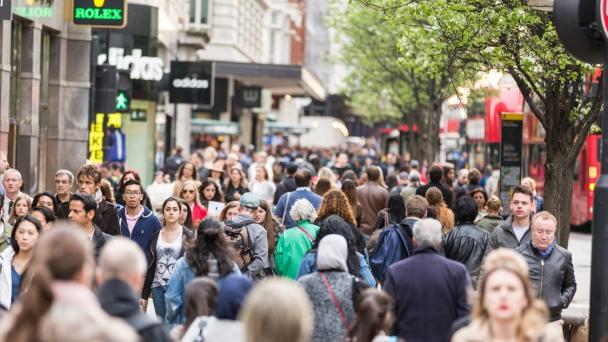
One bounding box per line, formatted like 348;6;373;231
172;77;209;89
97;48;164;81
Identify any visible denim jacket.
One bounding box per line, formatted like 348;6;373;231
296;251;377;288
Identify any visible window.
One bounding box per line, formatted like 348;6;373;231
189;0;209;26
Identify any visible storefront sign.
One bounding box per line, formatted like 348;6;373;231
73;0;127;28
169;61;214;105
88;112;122;164
0;0;11;20
237;86;262;108
499;112;524;216
97;47;163;81
13;1;53;18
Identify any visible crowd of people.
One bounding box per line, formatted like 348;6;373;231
0;146;576;341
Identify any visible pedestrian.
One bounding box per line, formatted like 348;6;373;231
274;169;322;228
147;171;173;213
317;166;339;188
172;161;200;197
357;166;389;237
486;186;534;254
516;211;576;323
1;169;30;222
224;167;249;203
208;161;226;186
165;146;185;181
114;169;141;207
298;215;376;287
32;191;60;216
521;177;544;213
275;199;320;279
219;201;240;222
0;195;11;252
174;277;218;340
178;180;207;229
341;170;358;184
178;198;194;230
400;173;420;204
341;179;363;226
97;238;170;341
442;197;489;288
200;178;224;209
165;218;240;324
117;179;162;252
54;169;74;205
383;218;471;342
242;278;314;342
7;195;31;226
182;274;252;342
247;151;273;184
0;215;42;308
416;165;453;208
374;193;406;232
456;168;482;200
253;199;284;274
316;189;366;254
442;164;456;201
67;194;112;259
224;192;269;280
452;248;562;342
475;195;503;233
31;206;56;231
249;165;276;204
298;234;368;342
332;152;353;178
99;179;116;206
273;162;298;204
314;177;333;197
425;187;455;233
0;226;138;342
346;289;400;342
469;187;488;221
141;197;194;319
485;169;500;197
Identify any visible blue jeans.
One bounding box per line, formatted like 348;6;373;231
151;286;167;320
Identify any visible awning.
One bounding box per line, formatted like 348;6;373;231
215;61;326;100
191;119;239;135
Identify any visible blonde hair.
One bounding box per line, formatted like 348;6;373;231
531;211;557;228
521;177;537;191
474;249;549;341
317;167;338;188
485;195;501;214
8;195;32;225
178;180;203;206
241;278;313;342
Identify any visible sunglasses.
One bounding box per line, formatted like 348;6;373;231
182;189;195;194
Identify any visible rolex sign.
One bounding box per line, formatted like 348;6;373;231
169;61;215;106
72;0;127;28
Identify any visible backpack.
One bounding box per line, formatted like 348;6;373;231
369;222;413;283
224;219;255;271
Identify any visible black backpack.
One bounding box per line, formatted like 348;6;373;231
224;219;255;271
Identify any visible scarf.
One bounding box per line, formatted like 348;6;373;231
531;239;556;259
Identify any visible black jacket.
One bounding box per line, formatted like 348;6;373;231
224;183;249;203
415;182;453;208
98;278;171;342
516;242;577;321
485;216;531;255
442;223;489;288
141;227;194;299
92;224;113;260
273;177;297;204
58;200;121;236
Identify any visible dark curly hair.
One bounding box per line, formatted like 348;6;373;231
317;189;356;225
186;218;235;277
312;215;360;276
199;179;223;207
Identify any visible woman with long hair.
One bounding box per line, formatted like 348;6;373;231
374;193;406;231
7;195;31;227
341;179;362;226
314;178;333;197
0;215;42;308
178;199;194;230
99;179;116;205
253;199;285;272
224;167;249;203
317;167;338;188
171;277;219;340
347;289;400;342
249;165;276;204
316;189;366;254
141;197;194;319
425;187;455;234
177;180;207;229
165;218;239;324
173;161;200;197
31;206;56;231
0;226;138;341
219;201;240;222
452;248;562;342
298;215;376;287
469;188;489;221
199;179;223;208
32;192;60;216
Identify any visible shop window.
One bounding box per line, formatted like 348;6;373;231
189;0;209;27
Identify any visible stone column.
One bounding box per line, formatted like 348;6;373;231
0;21;11;156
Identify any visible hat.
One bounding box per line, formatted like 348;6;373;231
240;192;260;209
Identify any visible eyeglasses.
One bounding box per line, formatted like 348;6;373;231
181;189;195;194
124;191;142;197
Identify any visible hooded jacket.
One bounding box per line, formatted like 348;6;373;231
98;278;170;342
118;206;163;252
229;214;269;279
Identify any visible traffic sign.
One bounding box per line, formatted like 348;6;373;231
115;91;130;112
72;0;127;28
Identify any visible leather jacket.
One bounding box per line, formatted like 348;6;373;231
442;223;489;288
516;241;577;321
485;216;531;255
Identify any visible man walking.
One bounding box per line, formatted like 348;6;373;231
97;238;170;341
486;186;534;254
274;169;322;228
273;162;298;204
118;179;162;252
415;165;453;207
357;166;389;236
68;194;112;259
516;211;576;322
383;218;471;342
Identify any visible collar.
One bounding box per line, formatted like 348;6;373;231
296;187;311;191
125;206;144;220
530;239;556;259
413;246;439;255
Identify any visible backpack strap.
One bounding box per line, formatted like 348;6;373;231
296;225;314;242
281;192;292;225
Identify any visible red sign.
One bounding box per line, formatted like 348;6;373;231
600;0;608;39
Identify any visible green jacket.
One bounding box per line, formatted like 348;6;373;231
274;220;320;279
0;221;12;253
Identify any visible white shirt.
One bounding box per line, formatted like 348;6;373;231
512;224;529;242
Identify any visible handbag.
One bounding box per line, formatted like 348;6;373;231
320;272;349;328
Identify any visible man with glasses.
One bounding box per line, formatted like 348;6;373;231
516;211;576;323
117;179;162;252
55;169;75;204
485;186;534;254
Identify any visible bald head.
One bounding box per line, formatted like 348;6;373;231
98;238;146;285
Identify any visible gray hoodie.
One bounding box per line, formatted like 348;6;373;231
231;214;269;280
